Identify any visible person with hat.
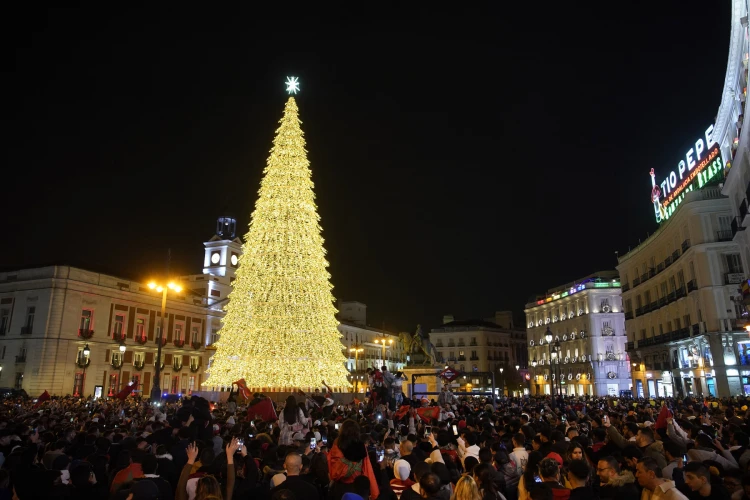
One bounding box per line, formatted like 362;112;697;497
390;459;416;499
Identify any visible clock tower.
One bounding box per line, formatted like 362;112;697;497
203;217;243;279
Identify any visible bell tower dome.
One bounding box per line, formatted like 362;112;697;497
203;216;243;279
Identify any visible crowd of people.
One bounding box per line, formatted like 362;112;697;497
3;370;750;500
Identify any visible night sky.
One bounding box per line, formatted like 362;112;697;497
0;3;732;333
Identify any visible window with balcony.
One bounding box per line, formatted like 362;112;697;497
80;310;92;331
677;270;685;288
135;318;145;339
661;281;668;298
113;315;124;337
674;318;681;330
636;295;642;309
726;253;744;273
666;321;673;333
449;351;455;359
210;328;219;345
191;326;200;344
174;324;184;342
0;309;9;335
22;307;35;334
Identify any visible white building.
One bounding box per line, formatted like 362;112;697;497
0;217;243;398
525;272;630;397
617;1;750;398
429;312;528;396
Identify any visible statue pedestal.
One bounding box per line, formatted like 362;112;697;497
402;364;441;402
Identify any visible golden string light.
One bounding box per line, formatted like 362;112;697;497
204;96;351;391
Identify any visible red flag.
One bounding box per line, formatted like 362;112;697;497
247;397;277;422
116;380;137;400
33;390;50;409
394;405;410;420
353;398;361;405
233;379;251;400
654;404;672;430
416;406;440;422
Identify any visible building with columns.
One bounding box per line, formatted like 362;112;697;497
525;272;630;397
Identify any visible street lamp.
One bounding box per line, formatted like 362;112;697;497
499;367;504;396
147;280;183;403
82;343;90;396
349;343;364;393
375;336;393;369
119;344;126;392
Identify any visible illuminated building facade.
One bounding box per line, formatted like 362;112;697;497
525;272;630;397
619;1;750;399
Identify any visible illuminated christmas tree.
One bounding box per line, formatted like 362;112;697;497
204;78;351;391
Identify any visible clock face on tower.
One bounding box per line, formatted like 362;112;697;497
211;252;220;265
230;254;238;266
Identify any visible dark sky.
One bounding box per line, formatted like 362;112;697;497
0;3;732;333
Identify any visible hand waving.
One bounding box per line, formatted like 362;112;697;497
186;442;199;464
226;437;240;464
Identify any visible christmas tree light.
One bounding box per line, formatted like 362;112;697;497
204;90;351;391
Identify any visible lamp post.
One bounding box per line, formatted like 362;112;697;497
82;343;90;396
499;367;504;396
118;344;126;392
544;327;562;397
147;280;183;403
349;343;364;393
375;337;393;369
531;358;538;395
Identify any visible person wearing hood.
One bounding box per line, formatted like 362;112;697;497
605;421;667;469
596;456;640;500
390;459;415;498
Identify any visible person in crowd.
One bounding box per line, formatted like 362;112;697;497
328;419;380;499
278;395;309;446
270;451;321;500
682;462;728;500
452;475;483;500
567;459;594;500
596;456;639;500
635;457;688;500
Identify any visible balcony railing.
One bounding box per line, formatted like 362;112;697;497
640;273;648;283
458;356;466;361
15;355;26;363
112;332;126;343
732;216;746;237
470;356;479;361
675;286;687;299
657;262;665;273
635;327;693;349
20;326;31;335
632;276;641;287
681;239;690;253
622;283;630;292
624;311;634;320
687;279;698;292
626;341;634;351
173;339;185;348
717;230;734;242
78;328;94;339
726;272;745;285
191;340;203;350
470;341;478;346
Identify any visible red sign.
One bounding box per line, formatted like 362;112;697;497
439;367;459;381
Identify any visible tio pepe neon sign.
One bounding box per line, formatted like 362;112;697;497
650;124;723;223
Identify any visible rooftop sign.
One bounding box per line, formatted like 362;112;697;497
650;125;723;223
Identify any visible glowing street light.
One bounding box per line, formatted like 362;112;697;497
147;280;183;403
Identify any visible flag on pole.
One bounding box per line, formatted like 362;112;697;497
416;406;440;422
233;379;251;400
33;390;50;409
394;405;410;420
116;381;137;400
247;397;277;422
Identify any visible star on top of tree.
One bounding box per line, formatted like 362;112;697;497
285;76;300;94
